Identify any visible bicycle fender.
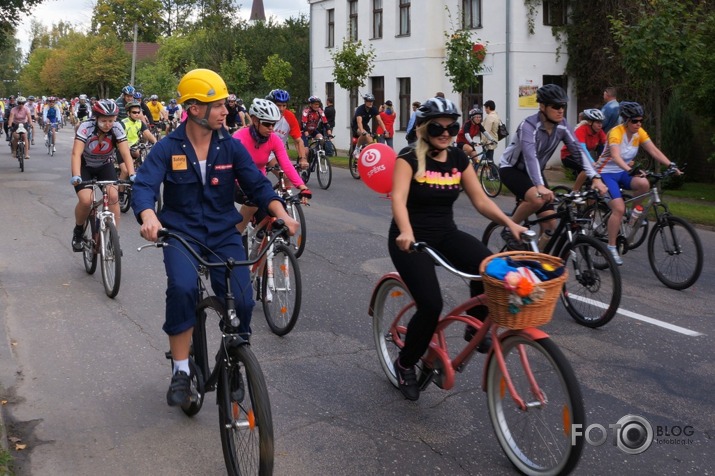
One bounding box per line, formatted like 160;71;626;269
368;272;404;316
481;327;550;392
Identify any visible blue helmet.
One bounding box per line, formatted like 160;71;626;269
266;89;290;103
122;85;135;95
134;92;143;100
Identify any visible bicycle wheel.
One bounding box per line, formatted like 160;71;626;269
487;335;585;476
261;244;302;336
622;196;648;251
218;345;274;476
371;277;415;388
100;221;122;298
18;142;24;172
82;214;98;275
316;153;333;189
481;221;508;253
479;161;502;197
647;215;703;290
285;201;306;258
559;235;621;328
348;145;361;179
119;188;131;213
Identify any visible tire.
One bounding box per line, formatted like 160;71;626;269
285;201;306;258
316;153;332;189
218;345;274;476
100;221;122;298
487;335;585;476
559;235;621;328
18;142;24;172
83;214;98;275
119;188;131;213
481;221;508;253
623;196;648;251
479;161;502;197
647;215;703;290
262;244;302;336
348;144;361;179
371;278;415;388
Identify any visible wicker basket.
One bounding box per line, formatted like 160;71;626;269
479;251;568;329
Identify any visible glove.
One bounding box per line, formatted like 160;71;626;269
71;176;82;186
129;174;136;183
299;188;312;199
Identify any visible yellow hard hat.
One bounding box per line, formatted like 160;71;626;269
177;69;229;105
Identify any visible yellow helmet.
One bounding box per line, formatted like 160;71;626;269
177;69;229;105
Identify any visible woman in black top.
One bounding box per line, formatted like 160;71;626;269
389;97;525;401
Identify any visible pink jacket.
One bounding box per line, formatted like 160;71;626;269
232;127;305;187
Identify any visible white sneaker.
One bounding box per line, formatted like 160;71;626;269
607;246;623;266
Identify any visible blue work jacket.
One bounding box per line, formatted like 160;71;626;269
132;122;282;245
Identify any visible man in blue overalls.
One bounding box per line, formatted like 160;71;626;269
132;68;299;407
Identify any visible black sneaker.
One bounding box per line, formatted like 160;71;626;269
166;371;197;407
72;226;84;252
501;227;528;251
393;358;419;401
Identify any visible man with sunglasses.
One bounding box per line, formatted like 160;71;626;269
593;101;679;265
499;84;607;247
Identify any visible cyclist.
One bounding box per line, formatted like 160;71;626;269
8;96;34;159
43;96;62;153
147;94;167;136
116;85;135;120
389;97;526;401
265;89;308;169
376;100;396;148
165;99;181;134
133;92;152;126
121;100;157;159
456;107;496;165
225;94;242;133
131;69;299;407
351;93;388;155
300;95;331;148
27;96;37;144
499;84;607;245
74;94;91;126
594;101;680;265
560;108;607;192
233;98;312;233
70;99;136;251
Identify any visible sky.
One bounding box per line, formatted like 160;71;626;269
17;0;310;55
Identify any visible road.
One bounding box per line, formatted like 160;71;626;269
0;125;713;475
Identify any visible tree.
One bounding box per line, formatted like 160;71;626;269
91;0;164;42
0;0;45;49
220;54;251;95
0;37;22;98
443;29;485;94
330;38;376;92
262;54;292;90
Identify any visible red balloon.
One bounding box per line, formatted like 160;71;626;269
358;143;396;194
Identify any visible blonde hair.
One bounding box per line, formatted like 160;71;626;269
413;122;430;179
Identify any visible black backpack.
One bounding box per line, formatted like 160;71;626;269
497;121;509;141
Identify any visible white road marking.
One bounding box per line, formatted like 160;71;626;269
568;294;705;336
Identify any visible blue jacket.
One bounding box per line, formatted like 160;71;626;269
601;99;620;133
132;122;282;245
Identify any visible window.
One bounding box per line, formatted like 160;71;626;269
349;0;358;41
543;0;567;26
398;78;411;131
325;82;335;104
462;77;483;118
371;76;384;130
398;0;410;36
462;0;482;29
327;9;335;47
372;0;383;39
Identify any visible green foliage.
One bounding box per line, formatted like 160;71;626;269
0;0;45;49
443;30;484;94
660;94;691;189
220;54;251;95
330;38;376;91
0;38;21;98
91;0;164;42
262;54;292;90
135;61;179;100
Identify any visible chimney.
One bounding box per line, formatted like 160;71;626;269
250;0;266;21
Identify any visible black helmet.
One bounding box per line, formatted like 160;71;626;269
362;93;375;101
536;84;568;104
619;101;644;120
468;107;483;119
415;97;460;126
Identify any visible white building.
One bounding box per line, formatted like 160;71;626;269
307;0;574;158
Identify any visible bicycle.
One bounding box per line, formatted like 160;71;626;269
139;227;279;475
580;166;703;290
119;143;153;214
347;132;377;180
470;143;502;197
267;165;307;258
45;122;58;156
370;233;585;475
14;123;28;172
79;179;131;298
482;189;622;328
299;134;333;190
244;212;302;336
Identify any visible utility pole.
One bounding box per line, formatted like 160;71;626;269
130;23;138;86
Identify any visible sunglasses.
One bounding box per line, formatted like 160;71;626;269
630;118;643;124
548;103;567;110
427;122;460;137
260;121;276;128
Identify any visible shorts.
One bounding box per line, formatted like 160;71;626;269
601;170;633;200
561;155;585;175
74;161;117;193
499;166;554;214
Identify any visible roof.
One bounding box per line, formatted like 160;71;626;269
123;42;160;62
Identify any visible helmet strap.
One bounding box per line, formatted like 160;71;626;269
187;102;212;130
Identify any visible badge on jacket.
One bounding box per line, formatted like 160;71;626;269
172;155;188;170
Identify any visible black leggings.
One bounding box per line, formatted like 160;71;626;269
388;229;492;367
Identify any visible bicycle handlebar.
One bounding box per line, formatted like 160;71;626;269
412;230;537;280
137;222;289;267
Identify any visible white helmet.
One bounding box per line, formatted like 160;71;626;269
249;98;281;122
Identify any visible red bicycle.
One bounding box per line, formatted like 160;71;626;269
370;233;585;475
